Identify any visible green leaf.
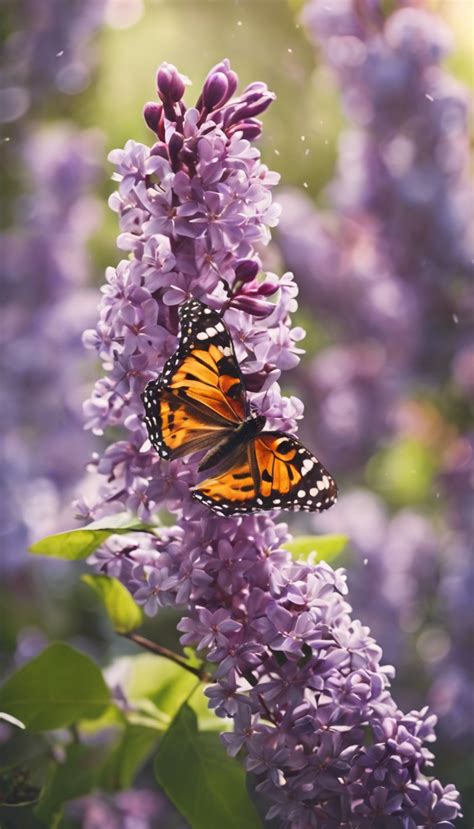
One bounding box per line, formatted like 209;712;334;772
0;643;110;731
79;703;126;733
124;654;199;721
98;654;226;733
100;724;159;791
29;513;155;560
35;744;111;826
82;574;143;633
284;534;348;562
0;733;51;773
155;703;262;829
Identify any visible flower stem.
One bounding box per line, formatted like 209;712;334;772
119;631;213;682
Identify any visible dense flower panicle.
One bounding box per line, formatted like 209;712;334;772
1;124;102;569
83;59;302;520
84;61;461;826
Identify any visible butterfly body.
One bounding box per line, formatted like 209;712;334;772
198;413;266;472
142;299;337;516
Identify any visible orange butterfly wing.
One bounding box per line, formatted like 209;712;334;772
192;432;338;516
142;299;247;461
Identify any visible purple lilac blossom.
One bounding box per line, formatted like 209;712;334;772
0;124;102;570
83;60;461;827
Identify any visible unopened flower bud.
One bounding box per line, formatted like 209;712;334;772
202;72;230;110
229;119;262;140
168;131;184;168
150;141;169;159
235;260;259;283
157;62;186;104
143;102;162;133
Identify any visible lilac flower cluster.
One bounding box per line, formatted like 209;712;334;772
84;61;461;826
1;124;102;570
82;58;303;520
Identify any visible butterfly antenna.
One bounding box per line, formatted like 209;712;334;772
219;276;242;316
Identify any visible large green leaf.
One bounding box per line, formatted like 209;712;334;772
124;654;199;721
35;744;111;827
100;724;159;791
102;653;225;733
0;643;110;731
29;513;155;560
284;534;348;562
155;704;262;829
82;574;143;633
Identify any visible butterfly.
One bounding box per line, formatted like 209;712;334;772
141;298;338;516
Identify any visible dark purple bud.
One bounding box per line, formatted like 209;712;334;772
235;260;259;283
224;86;275;129
211;60;238;98
143;102;163;133
180;145;198;167
156;62;186;104
250;280;278;297
231;294;275;318
228;119;262;140
168;131;184;169
202;72;231;111
238;93;275;120
150;142;169;159
244;81;269;95
197;60;238;110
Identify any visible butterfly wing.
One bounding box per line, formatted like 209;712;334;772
192;431;338;516
142;299;247;461
251;433;338;512
192;445;257;515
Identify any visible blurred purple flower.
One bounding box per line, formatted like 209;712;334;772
68;787;178;829
0;0;105;125
1;125;102;571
